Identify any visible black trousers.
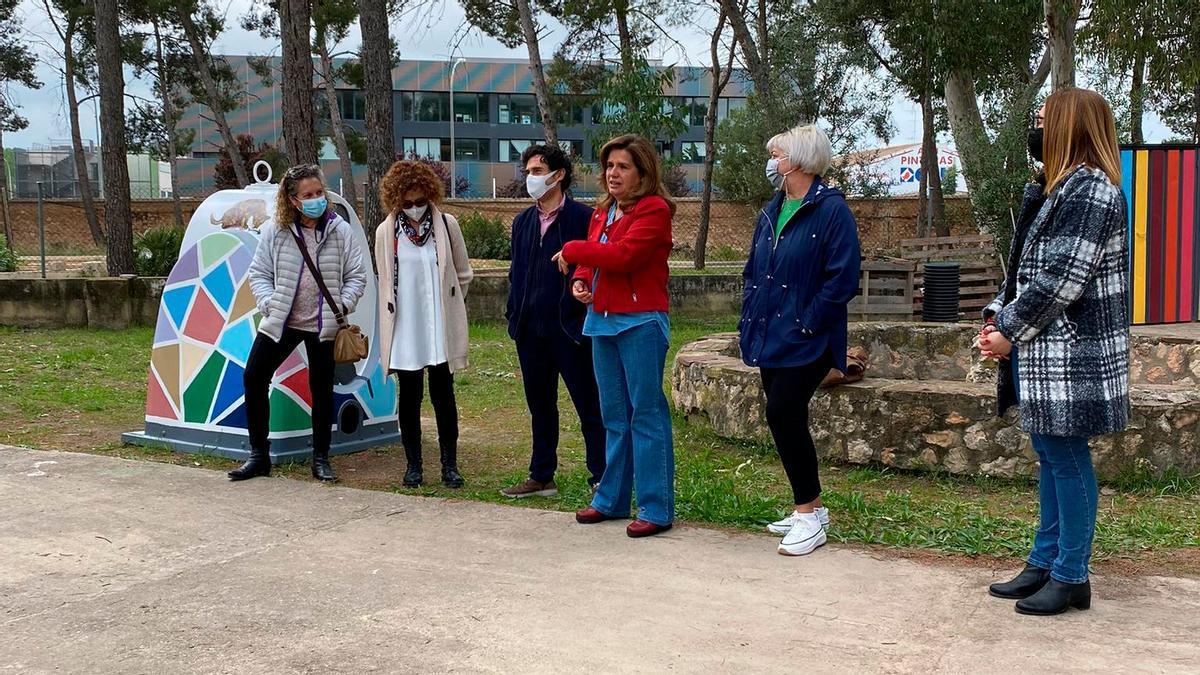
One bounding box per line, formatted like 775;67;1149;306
515;329;607;485
244;328;335;455
394;362;458;462
760;352;833;505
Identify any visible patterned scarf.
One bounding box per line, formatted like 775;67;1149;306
399;208;434;247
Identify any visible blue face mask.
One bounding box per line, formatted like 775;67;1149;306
299;195;328;218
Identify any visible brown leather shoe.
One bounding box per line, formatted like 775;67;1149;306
627;520;673;538
575;507;622;524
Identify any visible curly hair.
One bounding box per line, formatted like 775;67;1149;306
274;163;328;227
379;160;443;214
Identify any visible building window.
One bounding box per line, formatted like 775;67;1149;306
191;150;221;159
454;93;490;124
404;137;450;161
680;142;707;164
454;138;491;162
498;94;538;125
718;97;746;123
591;101;626;125
501;139;537;162
414;92;450;122
555;97;586;126
656;141;674;160
337;90;366;120
560;140;584;158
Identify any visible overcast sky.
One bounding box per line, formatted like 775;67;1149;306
7;0;1168;150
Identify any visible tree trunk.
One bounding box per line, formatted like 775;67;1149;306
154;21;185;229
1193;81;1200;144
717;0;766;99
95;0;134;275
613;0;634;73
696;7;731;270
281;0;317;164
63;26;103;245
317;35;358;212
1044;0;1081;90
178;6;250;187
1129;46;1146;144
515;0;558;146
920;89;947;236
356;0;395;245
0;127;12;250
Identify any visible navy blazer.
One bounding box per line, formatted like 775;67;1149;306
506;196;595;342
739;180;862;372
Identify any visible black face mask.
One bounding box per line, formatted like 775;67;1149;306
1027;127;1044;164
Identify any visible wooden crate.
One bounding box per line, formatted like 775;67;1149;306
851;259;916;321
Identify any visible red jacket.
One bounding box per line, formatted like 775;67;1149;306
563;195;673;314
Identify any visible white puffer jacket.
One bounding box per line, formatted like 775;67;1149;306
248;213;367;342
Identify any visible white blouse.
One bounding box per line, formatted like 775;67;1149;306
389;233;447;371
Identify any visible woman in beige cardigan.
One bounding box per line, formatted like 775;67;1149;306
374;160;473;488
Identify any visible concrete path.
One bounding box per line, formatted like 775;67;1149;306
2;446;1198;674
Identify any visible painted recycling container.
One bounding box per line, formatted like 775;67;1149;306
122;164;400;461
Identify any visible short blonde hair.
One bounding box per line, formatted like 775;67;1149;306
766;124;832;176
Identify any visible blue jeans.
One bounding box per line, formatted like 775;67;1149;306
589;321;675;525
1012;349;1098;583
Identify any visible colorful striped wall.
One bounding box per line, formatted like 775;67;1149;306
1121;146;1200;325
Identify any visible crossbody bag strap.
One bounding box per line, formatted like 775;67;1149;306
290;225;348;329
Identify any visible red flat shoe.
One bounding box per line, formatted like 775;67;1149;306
626;520;673;538
575;507;622;524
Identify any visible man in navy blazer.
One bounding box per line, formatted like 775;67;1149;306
501;144;606;498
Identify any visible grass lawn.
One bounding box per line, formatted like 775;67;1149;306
2;321;1198;576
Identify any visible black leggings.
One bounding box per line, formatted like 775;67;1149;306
760;353;833;505
244;328;335;454
394;362;458;458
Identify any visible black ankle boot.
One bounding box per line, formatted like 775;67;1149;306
1015;579;1091;615
989;564;1051;600
229;447;271;481
440;443;464;488
311;450;337;482
402;441;423;487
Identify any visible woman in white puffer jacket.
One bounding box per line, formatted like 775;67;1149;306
229;163;366;483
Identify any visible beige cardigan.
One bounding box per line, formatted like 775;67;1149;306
374;205;474;373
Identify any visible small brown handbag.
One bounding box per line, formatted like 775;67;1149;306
290;227;368;364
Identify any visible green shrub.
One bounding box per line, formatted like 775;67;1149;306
458;211;511;260
708;244;746;262
134;226;185;277
0;236;18;272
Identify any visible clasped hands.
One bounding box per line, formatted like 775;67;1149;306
975;322;1012;361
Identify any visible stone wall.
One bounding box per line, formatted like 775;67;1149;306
672;324;1200;480
5;195;977;257
0;277;165;329
0;272;740;329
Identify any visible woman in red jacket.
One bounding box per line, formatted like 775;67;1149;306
553;134;676;538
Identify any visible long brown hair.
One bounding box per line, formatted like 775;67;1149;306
274;163;328;227
1043;88;1122;194
596;134;677;217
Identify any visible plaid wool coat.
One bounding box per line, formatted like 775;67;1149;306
984;165;1130;438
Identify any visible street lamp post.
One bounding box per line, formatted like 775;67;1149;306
449;57;466;199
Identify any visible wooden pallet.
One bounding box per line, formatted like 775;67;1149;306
900;235;1002;318
912;262;1002;315
851;259;916;320
900;234;997;263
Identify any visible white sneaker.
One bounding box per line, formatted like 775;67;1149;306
766;507;830;535
778;512;827;556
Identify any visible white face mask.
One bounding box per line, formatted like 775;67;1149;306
526;171;560;201
403;204;428;222
766;157;797;191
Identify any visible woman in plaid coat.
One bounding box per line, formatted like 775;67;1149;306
978;88;1129;616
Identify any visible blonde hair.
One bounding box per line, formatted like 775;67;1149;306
596;134;677;217
1043;88;1122;194
275;164;328;227
766;124;832;176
